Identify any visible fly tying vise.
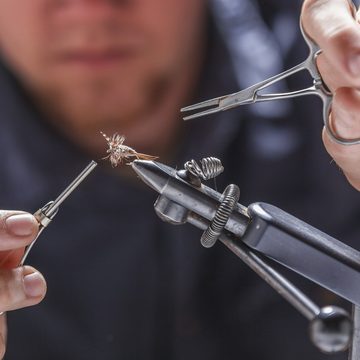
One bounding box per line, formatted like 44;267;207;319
132;156;360;357
181;20;360;146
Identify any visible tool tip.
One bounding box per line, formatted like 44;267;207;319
180;105;194;112
131;160;171;194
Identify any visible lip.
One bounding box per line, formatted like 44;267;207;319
58;48;139;68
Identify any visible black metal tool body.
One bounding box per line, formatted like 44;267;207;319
243;202;360;306
132;159;360;306
131;158;360;354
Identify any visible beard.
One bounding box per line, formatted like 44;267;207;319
29;65;173;136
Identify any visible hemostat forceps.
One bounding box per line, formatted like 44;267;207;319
19;160;97;266
181;23;360;146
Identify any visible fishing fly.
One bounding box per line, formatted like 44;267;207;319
101;132;157;167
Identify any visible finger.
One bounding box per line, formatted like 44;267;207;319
322;87;360;189
323;128;360;189
317;53;351;91
0;249;26;270
0;266;46;313
0;211;38;251
330;87;360;141
302;0;360;85
0;314;6;360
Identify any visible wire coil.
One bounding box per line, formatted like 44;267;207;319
184;157;224;181
201;184;240;248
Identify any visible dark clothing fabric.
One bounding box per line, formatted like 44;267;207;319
0;3;359;360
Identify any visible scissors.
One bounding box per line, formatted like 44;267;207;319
181;21;360;146
19;160;97;266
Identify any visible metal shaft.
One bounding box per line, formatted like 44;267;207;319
45;160;97;218
188;213;320;320
19;160;97;266
349;305;360;360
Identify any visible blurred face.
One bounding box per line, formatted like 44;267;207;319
0;0;207;132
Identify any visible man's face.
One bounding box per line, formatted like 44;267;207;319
0;0;207;130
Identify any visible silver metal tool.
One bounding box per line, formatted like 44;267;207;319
132;157;360;355
181;23;360;146
350;305;360;360
19;160;97;266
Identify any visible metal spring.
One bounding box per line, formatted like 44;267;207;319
201;184;240;248
184;157;224;181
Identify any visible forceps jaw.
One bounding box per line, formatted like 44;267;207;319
181;87;258;120
181;97;223;112
181;94;238;120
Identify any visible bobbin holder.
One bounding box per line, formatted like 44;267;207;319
132;158;360;357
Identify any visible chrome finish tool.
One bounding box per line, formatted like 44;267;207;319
181;22;360;146
19;161;97;266
132;157;360;355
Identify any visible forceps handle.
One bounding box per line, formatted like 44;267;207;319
229;19;322;106
224;60;311;108
300;18;360;145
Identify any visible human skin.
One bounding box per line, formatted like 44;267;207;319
0;212;46;359
0;0;207;156
302;0;360;190
1;0;360;358
0;0;208;357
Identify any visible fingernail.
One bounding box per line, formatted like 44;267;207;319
5;214;37;237
23;272;46;298
348;53;360;76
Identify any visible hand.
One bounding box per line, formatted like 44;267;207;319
302;0;360;190
0;211;47;359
